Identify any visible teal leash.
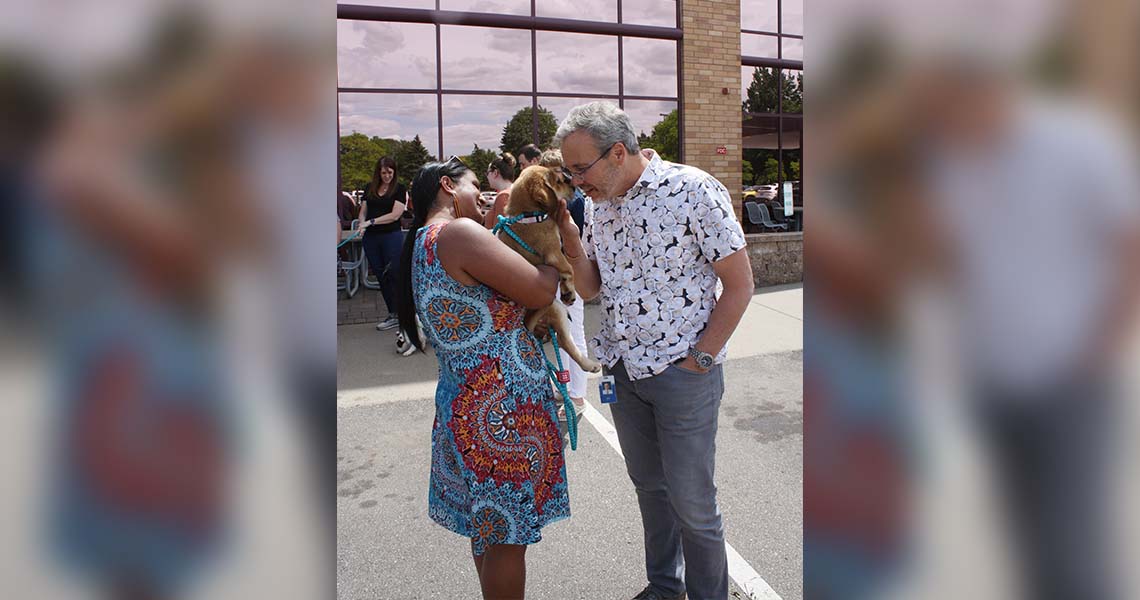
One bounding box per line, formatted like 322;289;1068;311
498;211;577;448
492;212;547;256
531;329;579;451
337;229;361;249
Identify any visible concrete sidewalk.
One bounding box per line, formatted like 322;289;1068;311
337;284;803;599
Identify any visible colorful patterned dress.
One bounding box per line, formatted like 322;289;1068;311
413;221;570;555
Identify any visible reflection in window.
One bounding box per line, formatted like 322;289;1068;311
625;100;679;161
537;0;617;23
441;26;532;92
441;95;535;159
338;21;437;89
536;31;618;95
623;38;678;97
622;0;677;28
338;93;441;189
344;0;434;8
742;33;779;59
741;0;778;33
540;97;611;131
782;0;803;35
782;70;803;113
441;0;530;16
782;37;803;61
742;66;781;113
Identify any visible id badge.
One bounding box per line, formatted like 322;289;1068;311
599;375;617;404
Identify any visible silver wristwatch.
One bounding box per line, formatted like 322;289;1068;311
688;347;715;370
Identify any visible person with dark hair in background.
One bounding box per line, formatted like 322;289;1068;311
397;158;572;600
357;156;407;331
516;144;541;170
337;190;356;230
481;152;517;229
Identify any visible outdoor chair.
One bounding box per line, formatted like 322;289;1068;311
338;219;366;299
745;201;788;232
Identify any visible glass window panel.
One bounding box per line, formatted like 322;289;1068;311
537;0;618;23
623;100;679;161
539;97;615;133
338;21;437;89
622;0;677;27
441;0;530;16
782;69;803;114
741;65;780;113
782;37;803;61
536;31;618;95
741;0;778;33
782;0;803;35
343;0;433;8
441;95;534;159
742;33;778;59
623;38;678;97
441;26;532;92
338;93;441;189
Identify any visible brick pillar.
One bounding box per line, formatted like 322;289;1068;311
681;0;743;218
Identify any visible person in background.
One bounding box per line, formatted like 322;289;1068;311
356;156;407;331
517;144;541;171
481;152;517;230
337;190;356;230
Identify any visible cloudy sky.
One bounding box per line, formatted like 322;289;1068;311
336;1;802;156
337;6;683;158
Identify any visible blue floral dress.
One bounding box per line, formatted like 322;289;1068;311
413;221;570;555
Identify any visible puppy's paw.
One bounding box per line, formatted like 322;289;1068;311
560;290;577;305
581;358;602;373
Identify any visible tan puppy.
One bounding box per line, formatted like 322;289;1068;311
497;166;601;373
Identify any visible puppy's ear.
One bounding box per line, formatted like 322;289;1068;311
540;168;564;209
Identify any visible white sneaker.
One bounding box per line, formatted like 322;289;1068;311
395;331;415;356
376;316;399;331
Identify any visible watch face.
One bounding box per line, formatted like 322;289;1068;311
696;354;714;369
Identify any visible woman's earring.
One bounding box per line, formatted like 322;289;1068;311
451;191;462;218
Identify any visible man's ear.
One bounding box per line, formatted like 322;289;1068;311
612;142;628;163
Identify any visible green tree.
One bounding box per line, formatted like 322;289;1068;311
742;160;755;186
761;157;780;184
636;109;679;162
742;67;803;114
462;144;498;190
783;71;804;114
785;158;801;182
743;67;780;113
338;133;383;192
500;105;558;155
394;135;435;184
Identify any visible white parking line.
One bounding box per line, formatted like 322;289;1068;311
580;402;784;600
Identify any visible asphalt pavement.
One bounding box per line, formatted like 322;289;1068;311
337;284;804;600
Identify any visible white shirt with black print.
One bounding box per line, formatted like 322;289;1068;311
583;150;747;381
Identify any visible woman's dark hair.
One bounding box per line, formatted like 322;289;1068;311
517;144;541;163
366;156;399;198
397;159;472;351
488;152;517;183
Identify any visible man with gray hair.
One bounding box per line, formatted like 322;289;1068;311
553;101;754;600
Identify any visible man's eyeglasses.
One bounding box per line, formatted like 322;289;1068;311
561;143;616;180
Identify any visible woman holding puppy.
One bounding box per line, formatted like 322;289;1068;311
397;158;569;599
